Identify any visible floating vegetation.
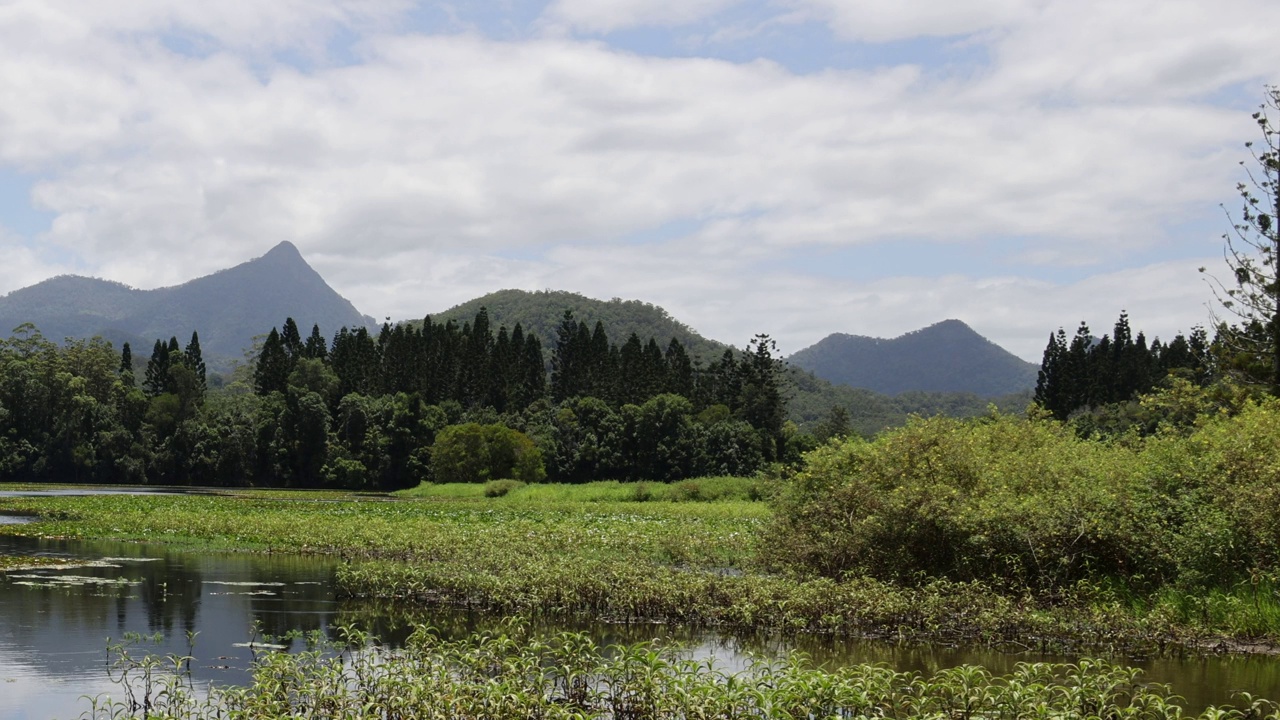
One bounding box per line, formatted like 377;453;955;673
80;623;1280;720
0;555;74;572
7;573;138;588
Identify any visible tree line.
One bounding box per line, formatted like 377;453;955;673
0;308;801;489
1033;312;1210;421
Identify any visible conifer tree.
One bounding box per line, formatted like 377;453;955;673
184;331;207;396
143;339;170;397
665;338;694;398
552;311;586;401
1204;87;1280;394
281;318;304;365
304;324;328;360
119;342;135;387
254;328;290;395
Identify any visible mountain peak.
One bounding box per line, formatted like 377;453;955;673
0;242;373;370
259;241;304;263
788;321;1038;396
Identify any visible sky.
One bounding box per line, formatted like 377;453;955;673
1;1;1278;362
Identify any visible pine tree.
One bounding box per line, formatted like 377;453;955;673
1035;330;1068;419
1203;87;1280;394
254;328;290;395
736;334;787;460
551;311;583;401
143;339;170;397
119;342;135;387
281;318;304;365
665;338;693;398
184;331;207;396
304;324;328;360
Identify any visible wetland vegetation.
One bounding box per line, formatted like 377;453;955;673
81;623;1280;720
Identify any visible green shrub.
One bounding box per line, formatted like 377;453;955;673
630;482;655;502
763;413;1166;591
672;480;703;501
430;423;546;484
483;479;525;498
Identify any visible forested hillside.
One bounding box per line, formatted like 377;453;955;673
787;367;1032;437
425;290;726;362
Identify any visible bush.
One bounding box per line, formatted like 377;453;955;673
430;423;546;484
765;398;1280;595
483;479;525;498
762;413;1165;592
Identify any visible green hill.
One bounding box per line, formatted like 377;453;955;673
421;289;728;362
787;366;1033;437
420;290;1031;435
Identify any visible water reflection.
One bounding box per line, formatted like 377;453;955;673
3;535;1280;719
0;537;337;720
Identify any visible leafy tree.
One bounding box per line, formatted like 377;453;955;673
813;405;852;442
430;422;545;484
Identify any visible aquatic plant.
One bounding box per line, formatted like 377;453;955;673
78;623;1280;719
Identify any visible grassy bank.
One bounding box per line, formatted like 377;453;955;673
0;481;1270;653
0;484;764;568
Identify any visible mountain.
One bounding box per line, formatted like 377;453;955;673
0;242;375;368
787;319;1040;396
423;289;728;362
425;291;1033;434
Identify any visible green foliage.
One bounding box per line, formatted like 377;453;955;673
84;623;1271;720
786;365;1032;438
767;398;1280;603
430;422;545;484
484;478;525;497
426;288;725;363
1035;313;1209;421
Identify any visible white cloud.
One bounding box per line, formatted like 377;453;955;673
785;0;1034;42
0;0;1271;361
541;0;742;34
984;0;1280;102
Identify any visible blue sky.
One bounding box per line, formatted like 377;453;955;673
0;0;1277;360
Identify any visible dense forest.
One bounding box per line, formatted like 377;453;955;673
0;298;1244;491
0;309;803;489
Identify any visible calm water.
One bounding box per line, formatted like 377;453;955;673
4;534;1280;719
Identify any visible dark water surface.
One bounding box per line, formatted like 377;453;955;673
4;535;1280;719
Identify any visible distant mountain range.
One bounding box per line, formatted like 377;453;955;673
787;320;1040;396
0;244;1037;430
0;242;374;367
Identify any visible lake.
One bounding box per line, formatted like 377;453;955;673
4;533;1280;718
